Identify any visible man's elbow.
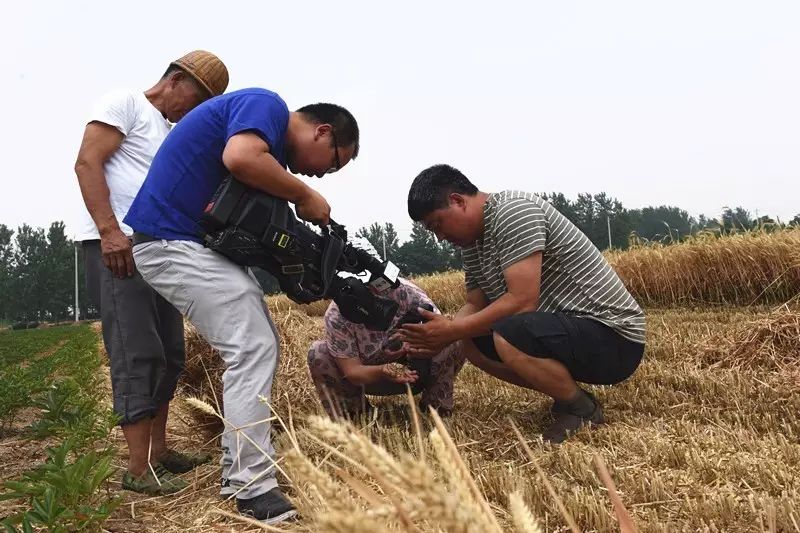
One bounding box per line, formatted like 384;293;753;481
74;157;95;180
222;150;242;176
222;150;246;176
514;293;540;314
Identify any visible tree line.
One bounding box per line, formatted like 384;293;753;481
0;222;94;324
1;193;797;321
352;194;797;277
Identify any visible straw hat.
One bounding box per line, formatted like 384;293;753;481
170;50;229;97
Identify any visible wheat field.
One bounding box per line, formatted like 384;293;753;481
608;229;800;307
106;231;799;532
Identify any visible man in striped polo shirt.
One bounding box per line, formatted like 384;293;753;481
401;164;645;443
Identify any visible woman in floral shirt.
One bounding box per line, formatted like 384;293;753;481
307;279;464;417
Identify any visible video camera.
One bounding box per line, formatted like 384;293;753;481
199;178;402;331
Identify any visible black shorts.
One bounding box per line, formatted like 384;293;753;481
471;312;643;385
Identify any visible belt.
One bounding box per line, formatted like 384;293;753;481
132;232;158;246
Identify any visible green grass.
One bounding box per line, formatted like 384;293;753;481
0;326;78;365
0;325;95;431
0;325;119;532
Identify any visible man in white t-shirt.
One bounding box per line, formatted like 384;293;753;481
74;50;228;495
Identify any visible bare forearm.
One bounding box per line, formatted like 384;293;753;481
343;364;388;386
454;292;538;339
454;302;491;335
229;152;310;203
75;162;119;235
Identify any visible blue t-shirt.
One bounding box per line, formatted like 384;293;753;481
124;88;290;242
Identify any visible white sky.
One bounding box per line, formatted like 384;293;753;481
2;0;798;242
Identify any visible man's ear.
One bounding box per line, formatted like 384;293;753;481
314;123;333;140
450;193;467;210
167;70;185;88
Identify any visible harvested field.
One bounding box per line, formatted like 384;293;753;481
123;300;798;532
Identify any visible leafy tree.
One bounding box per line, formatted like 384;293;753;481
395;222;452;276
543;192;636;250
572;193;597;243
355;222;400;261
44;222;74;320
0;222;100;322
0;225;14;321
438;240;462;271
634;206;695;242
539;192;578;223
12;225;49;321
592;192;636;249
721;206;754;232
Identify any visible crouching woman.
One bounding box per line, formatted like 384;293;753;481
307;260;464;418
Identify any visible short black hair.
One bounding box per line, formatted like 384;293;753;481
296;103;360;158
162;64;182;78
407;164;479;221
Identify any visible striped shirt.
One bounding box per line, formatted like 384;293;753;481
463;191;646;344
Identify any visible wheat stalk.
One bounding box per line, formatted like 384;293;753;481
594;454;638;533
429;407;505;532
509;491;543;533
510;419;582;533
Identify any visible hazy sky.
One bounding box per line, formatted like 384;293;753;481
2;0;798;242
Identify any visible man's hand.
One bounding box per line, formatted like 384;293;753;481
100;227;135;278
401;308;458;357
295;187;331;226
385;336;442;359
382;363;418;384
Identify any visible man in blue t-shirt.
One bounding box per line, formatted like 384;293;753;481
124;88;359;524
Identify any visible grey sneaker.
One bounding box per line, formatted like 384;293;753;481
237;487;297;524
542;392;604;444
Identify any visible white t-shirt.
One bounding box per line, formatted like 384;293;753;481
76;90;171;241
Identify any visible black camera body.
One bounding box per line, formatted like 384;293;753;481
199;178;401;331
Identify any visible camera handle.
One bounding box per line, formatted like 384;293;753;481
312;227;346;301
